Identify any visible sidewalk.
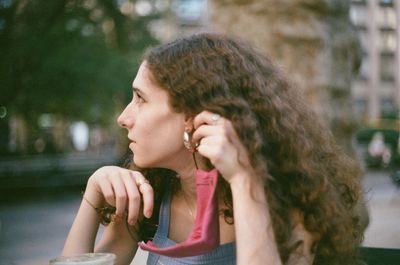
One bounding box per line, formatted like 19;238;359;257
362;170;400;248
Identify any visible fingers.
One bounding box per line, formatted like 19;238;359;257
99;178;116;206
92;166;153;225
137;177;154;219
192;124;220;144
192;111;236;146
121;171;154;224
192;111;252;180
123;171;141;224
112;173;128;217
196;136;224;162
128;171;154;221
193;110;222;129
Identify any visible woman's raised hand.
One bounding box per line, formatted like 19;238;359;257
192;111;253;183
86;166;154;225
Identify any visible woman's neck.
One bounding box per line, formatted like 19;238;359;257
175;152;208;201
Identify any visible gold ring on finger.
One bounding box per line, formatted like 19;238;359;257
136;178;150;189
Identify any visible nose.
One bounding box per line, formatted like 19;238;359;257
117;102;135;129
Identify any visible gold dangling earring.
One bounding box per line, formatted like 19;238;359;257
183;130;196;152
183;130;199;169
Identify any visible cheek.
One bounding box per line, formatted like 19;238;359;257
147;118;184;149
134;126;184;167
134;109;185;164
139;112;182;141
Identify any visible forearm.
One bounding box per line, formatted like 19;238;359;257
62;187;102;254
94;221;138;265
230;173;282;265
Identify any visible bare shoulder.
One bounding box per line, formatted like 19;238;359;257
286;210;315;265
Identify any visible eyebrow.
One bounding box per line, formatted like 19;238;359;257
132;86;147;97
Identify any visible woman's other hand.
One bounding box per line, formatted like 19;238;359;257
192;111;254;184
86;166;154;225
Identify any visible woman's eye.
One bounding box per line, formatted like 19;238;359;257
133;91;144;104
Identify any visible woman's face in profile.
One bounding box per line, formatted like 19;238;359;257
117;62;187;169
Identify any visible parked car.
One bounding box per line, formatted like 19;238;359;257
355;126;400;169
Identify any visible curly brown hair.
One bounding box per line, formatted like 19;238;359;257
132;33;365;264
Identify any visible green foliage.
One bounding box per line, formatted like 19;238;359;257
0;0;159;126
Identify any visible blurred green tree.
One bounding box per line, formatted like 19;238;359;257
0;0;160;154
0;0;158;124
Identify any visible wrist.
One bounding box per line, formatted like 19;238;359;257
83;184;104;208
83;186;120;226
229;170;260;188
230;172;266;202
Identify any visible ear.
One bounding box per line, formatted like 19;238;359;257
184;116;195;132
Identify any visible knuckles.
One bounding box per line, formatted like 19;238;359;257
130;194;140;202
116;194;127;201
104;193;115;202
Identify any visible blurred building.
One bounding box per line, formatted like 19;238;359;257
350;0;400;121
152;0;400;127
148;0;207;42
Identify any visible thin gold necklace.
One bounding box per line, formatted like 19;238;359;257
181;191;195;221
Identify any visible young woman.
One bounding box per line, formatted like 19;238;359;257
62;33;365;265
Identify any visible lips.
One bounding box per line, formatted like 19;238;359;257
128;135;136;143
129;141;135;151
128;136;136;151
